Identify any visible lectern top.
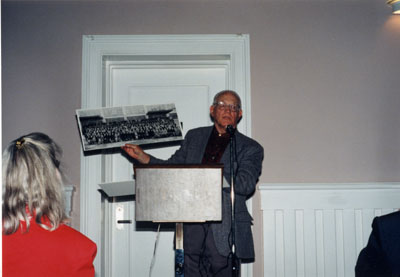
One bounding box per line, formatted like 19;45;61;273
134;165;223;222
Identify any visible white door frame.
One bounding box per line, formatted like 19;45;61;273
81;34;252;276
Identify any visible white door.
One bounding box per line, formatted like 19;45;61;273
105;60;227;277
81;35;252;277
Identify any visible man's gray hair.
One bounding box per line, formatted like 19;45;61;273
2;132;67;235
212;90;242;109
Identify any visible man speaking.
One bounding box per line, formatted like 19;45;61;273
122;90;263;277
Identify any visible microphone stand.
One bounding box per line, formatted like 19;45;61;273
227;125;240;277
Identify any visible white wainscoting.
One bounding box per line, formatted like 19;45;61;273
259;183;400;277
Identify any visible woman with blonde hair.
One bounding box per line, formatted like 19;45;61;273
2;132;96;277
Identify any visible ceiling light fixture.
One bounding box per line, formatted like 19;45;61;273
387;0;400;14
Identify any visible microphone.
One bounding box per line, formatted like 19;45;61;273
226;125;236;135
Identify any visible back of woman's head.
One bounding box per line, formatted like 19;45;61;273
2;132;67;235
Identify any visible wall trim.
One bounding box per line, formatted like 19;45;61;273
259;182;400;191
258;182;400;277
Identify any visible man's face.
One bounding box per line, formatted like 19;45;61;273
210;93;242;134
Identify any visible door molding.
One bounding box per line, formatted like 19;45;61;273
81;34;252;276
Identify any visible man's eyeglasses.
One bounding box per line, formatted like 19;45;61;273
214;101;241;112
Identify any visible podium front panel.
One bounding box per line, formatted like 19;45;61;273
135;165;223;222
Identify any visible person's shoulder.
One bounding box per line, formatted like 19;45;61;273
56;224;97;250
185;126;213;137
236;131;263;151
57;224;94;241
375;211;400;228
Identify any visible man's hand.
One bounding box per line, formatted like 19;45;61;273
121;144;150;164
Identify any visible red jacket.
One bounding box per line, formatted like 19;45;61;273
3;218;97;277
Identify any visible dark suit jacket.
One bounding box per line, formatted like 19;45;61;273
355;211;400;277
149;126;264;259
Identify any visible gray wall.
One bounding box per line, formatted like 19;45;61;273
3;1;400;275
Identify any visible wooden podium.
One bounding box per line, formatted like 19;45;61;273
134;164;223;276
